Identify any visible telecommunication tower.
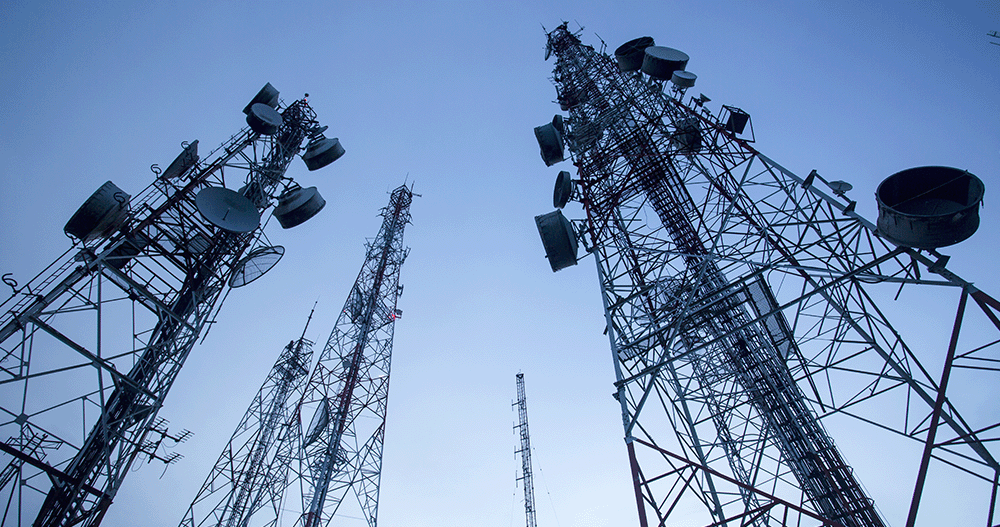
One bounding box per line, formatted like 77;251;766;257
179;307;317;527
0;83;345;526
294;184;413;527
513;373;537;527
533;23;998;527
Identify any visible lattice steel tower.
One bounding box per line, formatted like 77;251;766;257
533;23;999;527
179;307;317;527
0;83;345;526
294;184;413;527
514;373;537;527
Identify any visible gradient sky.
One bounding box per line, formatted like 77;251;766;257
2;1;999;526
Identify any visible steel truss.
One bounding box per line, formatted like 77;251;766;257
294;185;412;527
179;309;315;527
0;95;329;526
542;23;1000;527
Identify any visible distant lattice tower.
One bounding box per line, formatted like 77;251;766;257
0;83;345;527
533;23;999;527
179;307;317;527
514;373;538;527
294;184;413;527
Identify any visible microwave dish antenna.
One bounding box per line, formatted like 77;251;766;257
195;186;262;233
246;103;283;135
229;245;285;288
553;170;573;208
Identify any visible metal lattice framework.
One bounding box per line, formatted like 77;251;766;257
179;308;316;527
293;184;412;527
538;23;1000;527
0;88;336;526
514;373;538;527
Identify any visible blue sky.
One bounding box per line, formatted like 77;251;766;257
2;1;999;526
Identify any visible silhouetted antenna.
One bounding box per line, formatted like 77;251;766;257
293;184;414;527
990;30;1000;46
514;373;538;527
179;311;316;527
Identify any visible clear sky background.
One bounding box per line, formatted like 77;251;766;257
2;1;999;526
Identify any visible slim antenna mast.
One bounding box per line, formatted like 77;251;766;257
178;310;316;527
514;373;537;527
294;184;414;527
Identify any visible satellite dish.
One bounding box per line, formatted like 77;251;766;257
553;170;573;209
195;186;261;233
64;181;131;242
273;186;326;228
671;70;697;88
827;180;853;195
229;245;285;288
642;46;690;80
614;36;655;72
876;166;984;249
534;121;565;166
160;140;199;180
303;398;331;447
243;83;280;115
302;137;345;171
246;103;283;135
552;114;565;135
535;210;579;272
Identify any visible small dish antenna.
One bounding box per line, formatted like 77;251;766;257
195;186;261;233
827;180;853;196
246;103;283;135
534;117;565;166
535;209;579;272
671;70;697;88
552;114;565;135
303;398;331;447
64;181;131;242
302;137;345;171
229;245;285;288
273;186;326;228
160;140;199;180
553;170;574;209
243;83;280;115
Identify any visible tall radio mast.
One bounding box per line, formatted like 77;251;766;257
514;373;537;527
0;83;344;526
179;307;317;527
295;184;413;527
534;23;998;527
